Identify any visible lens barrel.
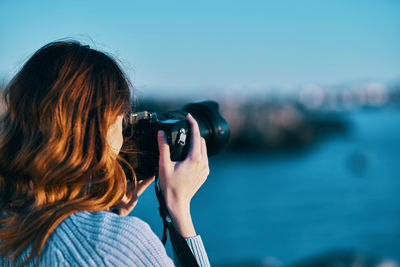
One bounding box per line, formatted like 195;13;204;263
181;100;230;156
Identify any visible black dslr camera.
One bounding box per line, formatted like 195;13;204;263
121;100;230;180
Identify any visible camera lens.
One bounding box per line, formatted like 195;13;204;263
181;100;230;156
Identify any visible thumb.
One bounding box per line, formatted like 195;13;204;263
157;130;171;167
136;176;155;197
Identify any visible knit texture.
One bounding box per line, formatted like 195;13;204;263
1;211;210;266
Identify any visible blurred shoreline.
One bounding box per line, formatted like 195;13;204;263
132;80;400;153
1;80;399;154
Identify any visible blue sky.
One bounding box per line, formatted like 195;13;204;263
1;0;399;95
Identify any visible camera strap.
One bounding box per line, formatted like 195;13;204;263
154;175;199;267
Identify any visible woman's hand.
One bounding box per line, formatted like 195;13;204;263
116;176;154;216
157;114;209;237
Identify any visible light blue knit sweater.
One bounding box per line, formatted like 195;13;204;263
0;211;210;266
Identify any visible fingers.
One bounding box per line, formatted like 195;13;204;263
187;114;202;159
200;137;207;160
200;137;210;177
118;176;155;216
117;180;138;216
136;176;155;197
158;130;172;166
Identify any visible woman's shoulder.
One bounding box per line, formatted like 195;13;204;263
65;210;152;237
56;210;166;253
44;211;174;266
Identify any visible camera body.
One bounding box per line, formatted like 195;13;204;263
122;110;191;179
121;100;230;180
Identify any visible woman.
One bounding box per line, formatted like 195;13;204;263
0;41;210;266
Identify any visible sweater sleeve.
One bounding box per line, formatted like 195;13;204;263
185;235;211;267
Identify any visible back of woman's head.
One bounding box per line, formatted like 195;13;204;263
0;40;132;265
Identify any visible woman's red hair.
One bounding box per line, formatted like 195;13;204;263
0;41;134;265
